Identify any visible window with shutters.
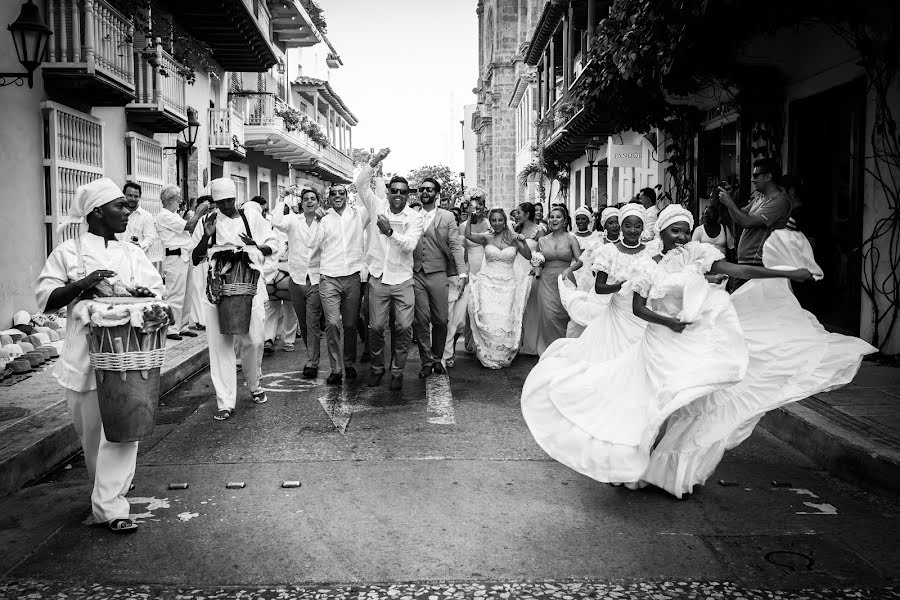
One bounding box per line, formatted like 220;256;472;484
41;101;104;254
125;131;165;262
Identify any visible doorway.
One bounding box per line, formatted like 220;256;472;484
788;79;865;335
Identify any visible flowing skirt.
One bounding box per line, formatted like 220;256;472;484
522;276;749;483
468;257;533;369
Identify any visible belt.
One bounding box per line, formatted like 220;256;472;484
165;248;181;257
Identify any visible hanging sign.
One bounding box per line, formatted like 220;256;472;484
609;144;644;168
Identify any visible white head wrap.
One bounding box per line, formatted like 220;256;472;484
210;177;237;201
618;203;646;226
242;200;262;214
57;177;123;233
599;207;620;227
655;204;694;234
574;206;592;220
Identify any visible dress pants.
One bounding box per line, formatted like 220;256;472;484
163;255;192;332
443;277;469;361
413;270;450;369
368;276;414;376
203;291;265;411
289;278;322;369
264;299;298;344
66;389;138;523
189;259;207;326
319;274;361;375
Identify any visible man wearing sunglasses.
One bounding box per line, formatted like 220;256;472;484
354;147;424;390
412;177;467;377
308;182;367;385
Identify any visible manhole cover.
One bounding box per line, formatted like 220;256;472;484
0;406;30;421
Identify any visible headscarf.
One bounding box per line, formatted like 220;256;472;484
242;200;262;215
57;177;123;233
655;204;694;234
599;207;620;227
574;206;592;220
618;203;646;226
210;177;236;201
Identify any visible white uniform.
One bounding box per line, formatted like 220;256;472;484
154;207;194;332
36;233;163;523
117;206;160;259
192;209;277;411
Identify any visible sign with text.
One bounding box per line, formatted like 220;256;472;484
609;144;644;168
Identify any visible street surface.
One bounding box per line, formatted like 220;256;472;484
1;345;898;599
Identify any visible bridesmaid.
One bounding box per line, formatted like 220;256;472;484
534;205;582;353
514;201;545;356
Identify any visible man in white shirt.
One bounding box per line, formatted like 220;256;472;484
118;182;160;258
309;184;367;385
192;178;278;421
355;148;424;390
155;185;207;340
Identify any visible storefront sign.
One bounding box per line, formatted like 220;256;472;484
609;144;644;168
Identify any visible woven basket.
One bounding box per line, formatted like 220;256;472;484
216;264;260;334
88;322;167;443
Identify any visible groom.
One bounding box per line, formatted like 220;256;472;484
412;177;467;377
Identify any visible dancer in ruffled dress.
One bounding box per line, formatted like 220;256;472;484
466;207;533;368
522;204;814;489
573;206;602;251
533;206;583;353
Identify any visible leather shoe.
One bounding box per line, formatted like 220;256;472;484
433;362;446;375
418;365;433;379
367;370;383;387
345;366;358;380
166;333;183;341
390;374;403;391
180;330;198;338
325;373;342;385
302;366;318;379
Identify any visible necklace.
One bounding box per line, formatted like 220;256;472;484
620;238;641;249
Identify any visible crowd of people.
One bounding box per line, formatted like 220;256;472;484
36;151;873;533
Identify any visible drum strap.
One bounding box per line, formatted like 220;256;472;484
209;210;254;247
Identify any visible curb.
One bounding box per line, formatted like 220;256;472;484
0;337;209;497
759;401;900;496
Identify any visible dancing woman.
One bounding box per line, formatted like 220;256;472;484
514;202;545;356
521;204;813;488
533;206;583;353
466;206;533;368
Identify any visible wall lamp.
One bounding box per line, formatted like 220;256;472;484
1;1;53;88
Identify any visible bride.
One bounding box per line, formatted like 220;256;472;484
466;206;533;368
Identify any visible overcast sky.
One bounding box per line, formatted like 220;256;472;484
322;0;479;177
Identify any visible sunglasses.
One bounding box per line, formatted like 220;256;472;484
751;171;770;178
329;189;347;196
418;186;436;193
390;188;410;195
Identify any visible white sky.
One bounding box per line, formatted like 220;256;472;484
322;1;479;177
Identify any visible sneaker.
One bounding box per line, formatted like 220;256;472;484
367;370;383;387
283;342;295;352
264;340;275;356
389;374;403;391
433;362;446;375
345;366;357;380
302;366;318;379
251;392;268;404
214;409;233;421
326;373;343;385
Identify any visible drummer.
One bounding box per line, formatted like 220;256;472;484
191;178;277;421
35;177;163;534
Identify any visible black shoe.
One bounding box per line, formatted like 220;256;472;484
325;373;342;385
390;375;403;391
360;351;370;363
166;333;183;341
264;340;275;356
302;366;318;379
180;330;198;338
367;370;383;387
433;362;446;375
191;324;206;331
345;366;357;380
418;365;433;379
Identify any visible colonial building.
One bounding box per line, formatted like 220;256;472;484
0;0;356;328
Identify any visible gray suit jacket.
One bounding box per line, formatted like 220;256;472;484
413;208;467;276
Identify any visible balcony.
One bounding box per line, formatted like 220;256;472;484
126;41;188;133
156;0;277;71
42;0;135;106
209;107;246;162
269;0;321;48
293;145;354;184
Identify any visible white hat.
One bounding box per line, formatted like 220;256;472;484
12;310;31;326
210;178;237;201
57;177;123;233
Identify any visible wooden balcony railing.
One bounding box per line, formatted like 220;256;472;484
209;107;246;151
133;39;187;118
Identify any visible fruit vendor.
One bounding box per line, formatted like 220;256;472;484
191;178;277;421
35;177;164;534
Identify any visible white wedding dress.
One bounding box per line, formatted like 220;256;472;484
643;230;876;497
521;242;750;485
468;244;533;369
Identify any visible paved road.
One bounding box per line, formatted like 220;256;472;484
1;342;898;599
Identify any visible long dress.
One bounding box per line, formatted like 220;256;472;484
519;238;541;356
468;244;533;369
521;242;749;484
642;230;876;497
534;234;579;354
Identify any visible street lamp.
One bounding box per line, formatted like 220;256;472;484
1;1;53;88
459;171;465;194
164;107;201;155
584;137;602;209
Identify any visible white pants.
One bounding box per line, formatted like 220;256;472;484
443;278;469;361
203;292;265;411
163;255;192;332
190;260;207;326
66;388;138;523
264;299;298;344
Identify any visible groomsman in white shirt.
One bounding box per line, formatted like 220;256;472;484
118;182;160;257
355;148;424;390
310;184;367;384
271;189;323;378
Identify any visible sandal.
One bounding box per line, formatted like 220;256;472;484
251;392;268;404
108;518;138;533
214;409;233;421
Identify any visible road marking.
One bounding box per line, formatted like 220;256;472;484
796;502;838;515
426;373;456;425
